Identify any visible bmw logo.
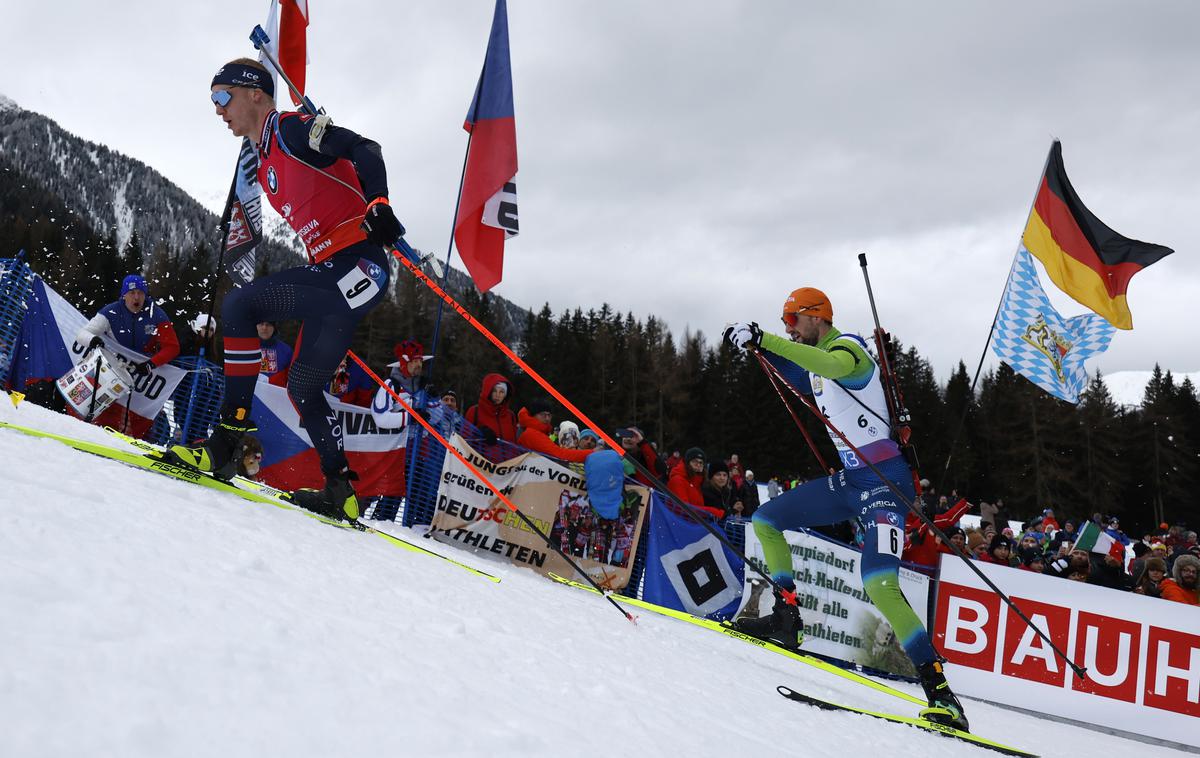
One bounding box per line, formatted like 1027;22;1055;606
887;512;900;525
266;166;278;194
368;263;382;278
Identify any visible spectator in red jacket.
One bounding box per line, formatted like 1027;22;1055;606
667;447;709;517
464;373;518;444
981;534;1015;566
902;499;971;569
726;453;745;490
516;400;595;464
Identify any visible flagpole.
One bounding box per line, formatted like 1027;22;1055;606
424;38;492;389
423;129;477;389
935;140;1056;495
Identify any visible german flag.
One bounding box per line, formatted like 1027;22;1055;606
1022;141;1172;329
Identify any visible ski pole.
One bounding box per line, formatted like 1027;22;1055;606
245;26;792;603
755;351;1088;680
757;353;834;475
381;249;801;593
84;349;103;422
346;349;636;624
857;253;913;447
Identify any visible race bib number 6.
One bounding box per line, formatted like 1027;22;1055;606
338;259;387;309
876;523;902;558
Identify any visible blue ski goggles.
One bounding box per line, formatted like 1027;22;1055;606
211;89;234;108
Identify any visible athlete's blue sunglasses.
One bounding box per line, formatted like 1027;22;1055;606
211;89;234;107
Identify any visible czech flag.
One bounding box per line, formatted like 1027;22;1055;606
1022;141;1172;329
454;0;519;294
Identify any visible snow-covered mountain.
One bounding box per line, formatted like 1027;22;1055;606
0;95;243;258
1102;370;1200;408
0;396;1181;757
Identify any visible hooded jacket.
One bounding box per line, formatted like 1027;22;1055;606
516;407;594;463
668;461;715;518
464;373;518;442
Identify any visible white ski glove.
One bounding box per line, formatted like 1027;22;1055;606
723;322;763;351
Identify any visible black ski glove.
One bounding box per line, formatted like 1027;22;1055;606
87;335;105;352
361;198;405;247
481;427;499;445
131;359;155;378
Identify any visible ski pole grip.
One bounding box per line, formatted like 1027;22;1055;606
250;25;271;50
858;253;868;268
392;236;425;267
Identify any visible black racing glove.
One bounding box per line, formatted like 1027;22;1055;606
361;198;405;247
131;359;155;378
87;335;105;352
481;427;499;445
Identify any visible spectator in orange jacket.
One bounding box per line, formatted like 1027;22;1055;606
464;373;518;444
667;447;709;517
516;400;595;463
1160;554;1199;605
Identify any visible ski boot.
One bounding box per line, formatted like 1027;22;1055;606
727;586;804;651
290;467;361;523
166;408;256;482
917;659;969;731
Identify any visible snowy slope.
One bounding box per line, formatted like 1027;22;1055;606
0;397;1186;758
1103;370;1200;409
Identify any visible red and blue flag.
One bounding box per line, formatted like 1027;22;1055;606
454;0;519;294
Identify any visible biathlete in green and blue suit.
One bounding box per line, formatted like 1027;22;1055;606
723;286;968;731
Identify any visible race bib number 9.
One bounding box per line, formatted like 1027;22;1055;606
338;259;387;309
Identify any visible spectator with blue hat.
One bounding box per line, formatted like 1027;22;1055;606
75;273;180;379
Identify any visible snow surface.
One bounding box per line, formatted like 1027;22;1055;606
0;93;16;112
1102;370;1200;409
0;396;1188;758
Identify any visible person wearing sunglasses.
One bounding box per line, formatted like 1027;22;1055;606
722;287;969;732
169;58;404;525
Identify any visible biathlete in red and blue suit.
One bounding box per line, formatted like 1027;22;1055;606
170;58;406;522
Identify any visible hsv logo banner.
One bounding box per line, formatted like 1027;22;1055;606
935;557;1200;746
642;498;745;620
429;436;648;588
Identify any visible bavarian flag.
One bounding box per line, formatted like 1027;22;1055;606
1022;141;1172;329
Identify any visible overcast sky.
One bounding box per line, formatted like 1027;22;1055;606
3;0;1197;381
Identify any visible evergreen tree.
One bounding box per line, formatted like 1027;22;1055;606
1077;371;1126;521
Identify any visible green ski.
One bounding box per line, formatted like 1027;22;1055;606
547;573;923;705
777;685;1038;757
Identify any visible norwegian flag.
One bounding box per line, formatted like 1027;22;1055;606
454;0;519;293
